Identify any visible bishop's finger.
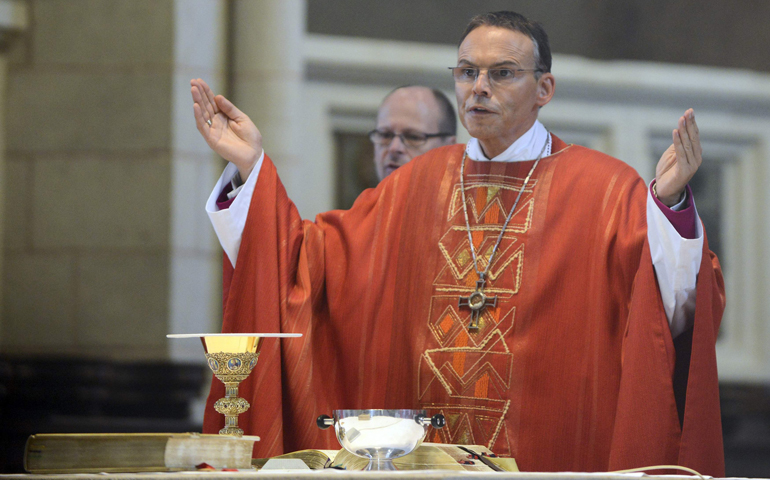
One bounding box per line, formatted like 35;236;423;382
673;128;688;168
192;103;210;136
193;79;217;121
685;110;703;163
677;116;696;166
215;94;247;121
198;78;219;115
190;82;205;105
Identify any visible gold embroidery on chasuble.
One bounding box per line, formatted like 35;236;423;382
419;171;537;455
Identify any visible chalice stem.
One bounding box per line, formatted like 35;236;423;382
223;382;242;435
213;381;251;436
225;382;239;398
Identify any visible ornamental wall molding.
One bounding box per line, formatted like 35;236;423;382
303;33;770;117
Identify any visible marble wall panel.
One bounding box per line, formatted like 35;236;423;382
32;154;170;249
6;71;171;153
3;157;32;252
31;0;173;67
76;252;168;350
1;252;75;348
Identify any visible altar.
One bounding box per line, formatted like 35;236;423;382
1;472;762;480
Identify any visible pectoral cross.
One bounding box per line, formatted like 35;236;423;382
458;277;498;331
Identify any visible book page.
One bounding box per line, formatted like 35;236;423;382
331;443;478;471
253;449;333;470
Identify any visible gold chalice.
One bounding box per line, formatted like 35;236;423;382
167;333;301;436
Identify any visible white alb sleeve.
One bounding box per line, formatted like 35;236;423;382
205;151;264;267
646;185;704;338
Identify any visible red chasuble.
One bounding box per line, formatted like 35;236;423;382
203;136;725;475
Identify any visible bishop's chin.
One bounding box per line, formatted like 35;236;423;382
463;120;497;141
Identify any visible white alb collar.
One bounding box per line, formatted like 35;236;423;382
465;120;551;162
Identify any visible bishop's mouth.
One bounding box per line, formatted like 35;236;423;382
468;106;495;115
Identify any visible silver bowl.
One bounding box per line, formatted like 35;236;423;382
317;409;445;470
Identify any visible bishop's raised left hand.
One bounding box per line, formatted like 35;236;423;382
655;109;702;207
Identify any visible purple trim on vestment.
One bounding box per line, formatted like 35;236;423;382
650;180;698;240
216;182;236;210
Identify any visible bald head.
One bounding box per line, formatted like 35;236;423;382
372;86;457;180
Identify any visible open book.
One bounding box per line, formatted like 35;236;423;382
252;442;519;471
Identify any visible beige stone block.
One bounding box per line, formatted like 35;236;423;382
76;252;168;349
7;71;171;152
32;0;173;67
32;154;170;249
3;158;33;251
2;253;76;348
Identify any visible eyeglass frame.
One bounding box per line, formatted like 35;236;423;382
368;129;454;148
448;66;543;86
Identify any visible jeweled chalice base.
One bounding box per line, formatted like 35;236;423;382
167;333;302;436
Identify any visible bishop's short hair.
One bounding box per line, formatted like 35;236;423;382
459;11;552;77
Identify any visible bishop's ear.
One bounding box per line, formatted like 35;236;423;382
536;72;555;107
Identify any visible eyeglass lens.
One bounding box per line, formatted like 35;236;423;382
370;131;429;147
450;67;529;84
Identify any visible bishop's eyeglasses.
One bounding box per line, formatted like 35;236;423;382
368;130;453;148
449;66;542;86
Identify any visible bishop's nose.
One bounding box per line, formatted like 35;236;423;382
472;71;492;97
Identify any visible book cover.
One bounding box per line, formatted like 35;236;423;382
24;432;257;473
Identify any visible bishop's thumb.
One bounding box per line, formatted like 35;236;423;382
216;95;246;121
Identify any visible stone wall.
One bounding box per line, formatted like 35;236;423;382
1;0;226;361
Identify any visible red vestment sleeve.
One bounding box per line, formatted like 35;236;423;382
204;154;329;456
609;234;725;475
203;153;402;458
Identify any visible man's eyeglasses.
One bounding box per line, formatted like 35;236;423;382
368;130;453;148
449;66;542;86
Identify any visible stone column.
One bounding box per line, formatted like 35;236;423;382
230;0;307;210
167;0;228;362
0;0;28;348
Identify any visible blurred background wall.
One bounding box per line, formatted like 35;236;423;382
0;0;769;475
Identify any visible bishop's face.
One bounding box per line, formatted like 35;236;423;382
455;26;554;158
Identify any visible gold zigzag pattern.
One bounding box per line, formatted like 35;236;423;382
422;174;539;457
448;195;535;232
427;300;516;348
437;230;525;283
447;180;537;224
421;332;513;396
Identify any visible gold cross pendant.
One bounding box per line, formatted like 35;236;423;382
458;278;498;331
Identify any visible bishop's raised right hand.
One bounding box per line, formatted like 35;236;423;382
191;78;262;181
